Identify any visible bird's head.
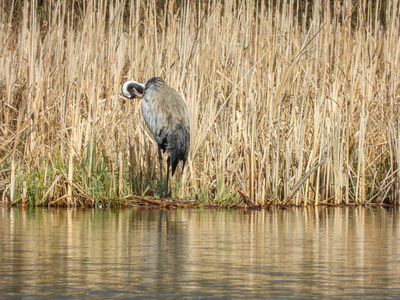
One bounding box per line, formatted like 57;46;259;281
121;81;145;99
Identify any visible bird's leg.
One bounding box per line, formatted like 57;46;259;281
158;145;164;199
166;157;170;197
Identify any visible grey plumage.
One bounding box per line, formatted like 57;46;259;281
122;77;190;198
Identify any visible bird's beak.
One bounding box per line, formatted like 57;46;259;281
132;88;143;98
120;87;143;99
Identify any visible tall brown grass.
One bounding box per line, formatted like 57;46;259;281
0;0;399;206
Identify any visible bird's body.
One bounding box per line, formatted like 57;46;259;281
122;77;190;198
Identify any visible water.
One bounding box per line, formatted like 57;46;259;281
1;207;400;299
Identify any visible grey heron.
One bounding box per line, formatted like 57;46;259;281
122;77;190;199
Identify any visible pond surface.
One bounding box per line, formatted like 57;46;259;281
0;206;400;299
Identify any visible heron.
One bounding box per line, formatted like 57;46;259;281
122;77;190;199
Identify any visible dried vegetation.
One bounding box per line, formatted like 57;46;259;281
0;0;399;206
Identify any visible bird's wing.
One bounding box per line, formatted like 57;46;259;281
141;85;189;145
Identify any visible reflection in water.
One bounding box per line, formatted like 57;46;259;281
0;207;400;298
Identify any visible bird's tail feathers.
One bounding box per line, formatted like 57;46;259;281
167;124;190;176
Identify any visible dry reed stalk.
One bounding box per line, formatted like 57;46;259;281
9;109;23;203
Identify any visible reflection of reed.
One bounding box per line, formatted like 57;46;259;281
0;208;399;297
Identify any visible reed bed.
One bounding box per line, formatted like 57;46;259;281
0;0;399;206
